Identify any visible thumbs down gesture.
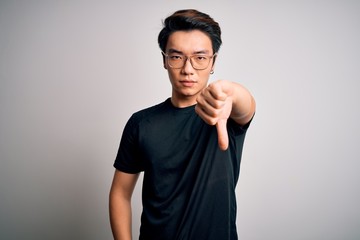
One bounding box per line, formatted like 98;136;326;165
195;80;234;151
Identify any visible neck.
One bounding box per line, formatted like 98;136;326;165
170;96;197;108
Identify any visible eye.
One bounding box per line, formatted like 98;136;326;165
195;55;208;61
169;55;183;60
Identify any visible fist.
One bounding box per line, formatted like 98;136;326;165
195;80;233;151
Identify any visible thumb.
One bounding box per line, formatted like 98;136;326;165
216;119;229;151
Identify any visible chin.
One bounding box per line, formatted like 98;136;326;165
178;89;201;98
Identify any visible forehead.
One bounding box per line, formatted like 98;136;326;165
166;30;212;54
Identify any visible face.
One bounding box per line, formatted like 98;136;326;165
164;30;215;107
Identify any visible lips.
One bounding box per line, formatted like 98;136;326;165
179;80;196;87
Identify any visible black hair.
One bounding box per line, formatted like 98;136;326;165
158;9;222;54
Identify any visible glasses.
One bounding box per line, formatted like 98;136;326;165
162;51;217;70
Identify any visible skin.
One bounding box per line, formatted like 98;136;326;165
109;29;256;240
164;30;215;108
109;171;139;240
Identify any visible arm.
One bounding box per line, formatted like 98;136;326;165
109;170;139;240
227;81;256;126
195;80;256;150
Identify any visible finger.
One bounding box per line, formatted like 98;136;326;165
208;84;227;101
216;119;229;151
195;105;216;126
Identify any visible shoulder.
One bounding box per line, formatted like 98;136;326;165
129;98;172;124
227;113;254;137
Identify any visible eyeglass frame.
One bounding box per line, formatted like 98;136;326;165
161;51;217;70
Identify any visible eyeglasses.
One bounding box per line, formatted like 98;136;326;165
162;51;217;70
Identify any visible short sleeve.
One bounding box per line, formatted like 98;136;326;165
113;115;144;173
227;112;255;137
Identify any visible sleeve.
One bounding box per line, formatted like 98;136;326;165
228;113;255;183
227;112;255;137
113;115;144;173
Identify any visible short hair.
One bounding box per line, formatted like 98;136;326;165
158;9;222;54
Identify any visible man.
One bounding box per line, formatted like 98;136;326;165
109;9;256;240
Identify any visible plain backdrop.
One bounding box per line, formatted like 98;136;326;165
1;0;359;239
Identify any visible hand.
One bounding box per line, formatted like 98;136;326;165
195;80;233;151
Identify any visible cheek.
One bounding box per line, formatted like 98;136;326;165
199;71;211;82
166;69;178;82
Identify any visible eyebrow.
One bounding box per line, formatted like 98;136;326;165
167;48;210;55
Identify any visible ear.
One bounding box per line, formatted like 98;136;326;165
210;55;217;72
162;54;168;69
213;54;218;65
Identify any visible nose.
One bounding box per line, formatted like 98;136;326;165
182;57;195;74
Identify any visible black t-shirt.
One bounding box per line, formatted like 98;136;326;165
114;98;251;240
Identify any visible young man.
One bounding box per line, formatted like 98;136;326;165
109;9;256;240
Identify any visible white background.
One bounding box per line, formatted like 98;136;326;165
1;0;359;239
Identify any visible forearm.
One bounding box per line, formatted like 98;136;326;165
109;189;133;240
229;82;256;125
109;170;139;240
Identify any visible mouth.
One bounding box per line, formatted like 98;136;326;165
179;80;197;87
